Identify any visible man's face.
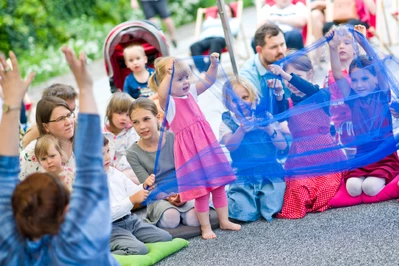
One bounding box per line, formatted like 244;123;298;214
256;32;287;67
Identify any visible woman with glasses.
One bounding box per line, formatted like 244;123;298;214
19;96;76;180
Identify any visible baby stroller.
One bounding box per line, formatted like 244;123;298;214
103;20;170;93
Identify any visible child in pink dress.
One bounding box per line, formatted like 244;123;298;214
148;54;241;239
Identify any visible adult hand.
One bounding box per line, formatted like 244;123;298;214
144;174;155;190
0;51;35;107
61;46;93;92
130;190;149;204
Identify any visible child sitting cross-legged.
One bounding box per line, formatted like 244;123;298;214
104;136;172;255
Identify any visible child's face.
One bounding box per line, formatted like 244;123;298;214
125;48;147;73
103;143;111;172
338;35;355;62
284;64;311;97
171;70;190;97
232;84;253;117
350;67;377;97
39;145;63;174
130;108;160;140
112;111;130;131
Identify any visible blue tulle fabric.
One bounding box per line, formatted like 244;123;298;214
146;26;399;203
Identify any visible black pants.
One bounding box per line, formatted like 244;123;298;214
190;37;226;72
322;20;370;35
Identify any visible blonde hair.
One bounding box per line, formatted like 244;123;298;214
106;92;134;131
34;135;66;164
148;56;191;93
123;43;146;59
222;76;259;110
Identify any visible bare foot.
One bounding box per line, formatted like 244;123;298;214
201;225;216;240
220;220;241;231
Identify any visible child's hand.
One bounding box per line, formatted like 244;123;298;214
143;174;155;190
240;117;255;132
129;190;149;205
326;29;339;50
0;51;35;107
166;60;174;76
354;25;367;37
353;25;367;44
267;64;284;76
61;46;93;92
209;53;220;66
267;79;283;93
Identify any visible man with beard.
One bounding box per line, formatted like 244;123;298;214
240;24;287;97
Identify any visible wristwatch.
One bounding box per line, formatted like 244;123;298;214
2;103;21;113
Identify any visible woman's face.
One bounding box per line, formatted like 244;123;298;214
43;106;74;140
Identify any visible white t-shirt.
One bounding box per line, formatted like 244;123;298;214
107;166;144;222
265;3;308;32
165;84;198;124
199;17;240;40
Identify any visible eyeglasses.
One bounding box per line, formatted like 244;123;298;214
48;112;75;123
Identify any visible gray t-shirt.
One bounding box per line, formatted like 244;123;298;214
126;131;175;184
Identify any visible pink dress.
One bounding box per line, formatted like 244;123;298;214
169;93;236;202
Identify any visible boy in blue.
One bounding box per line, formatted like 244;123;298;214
0;48;119;265
123;43;155;99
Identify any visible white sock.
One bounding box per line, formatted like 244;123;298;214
362;176;386;196
346;177;365;197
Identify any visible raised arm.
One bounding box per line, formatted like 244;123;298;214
0;52;35;259
327;30;351;97
157;61;173;111
196;52;219;95
56;47;116;262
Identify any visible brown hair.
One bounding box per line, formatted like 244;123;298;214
105;92;134;132
12;173;70;240
36;96;71;136
42;84;78;101
283;51;313;72
128;97;160;129
148;56;191;93
34;135;66;164
254;24;283;48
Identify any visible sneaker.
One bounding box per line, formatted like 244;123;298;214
171;39;178;48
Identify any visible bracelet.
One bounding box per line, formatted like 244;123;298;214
273;90;284;97
269;129;277;139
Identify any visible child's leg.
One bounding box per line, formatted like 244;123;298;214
157;208;181;229
195;193;216;239
110;225;149;255
362;176;386;196
212;186;241;231
128;214;172;244
346;177;365;197
181;209;200;226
